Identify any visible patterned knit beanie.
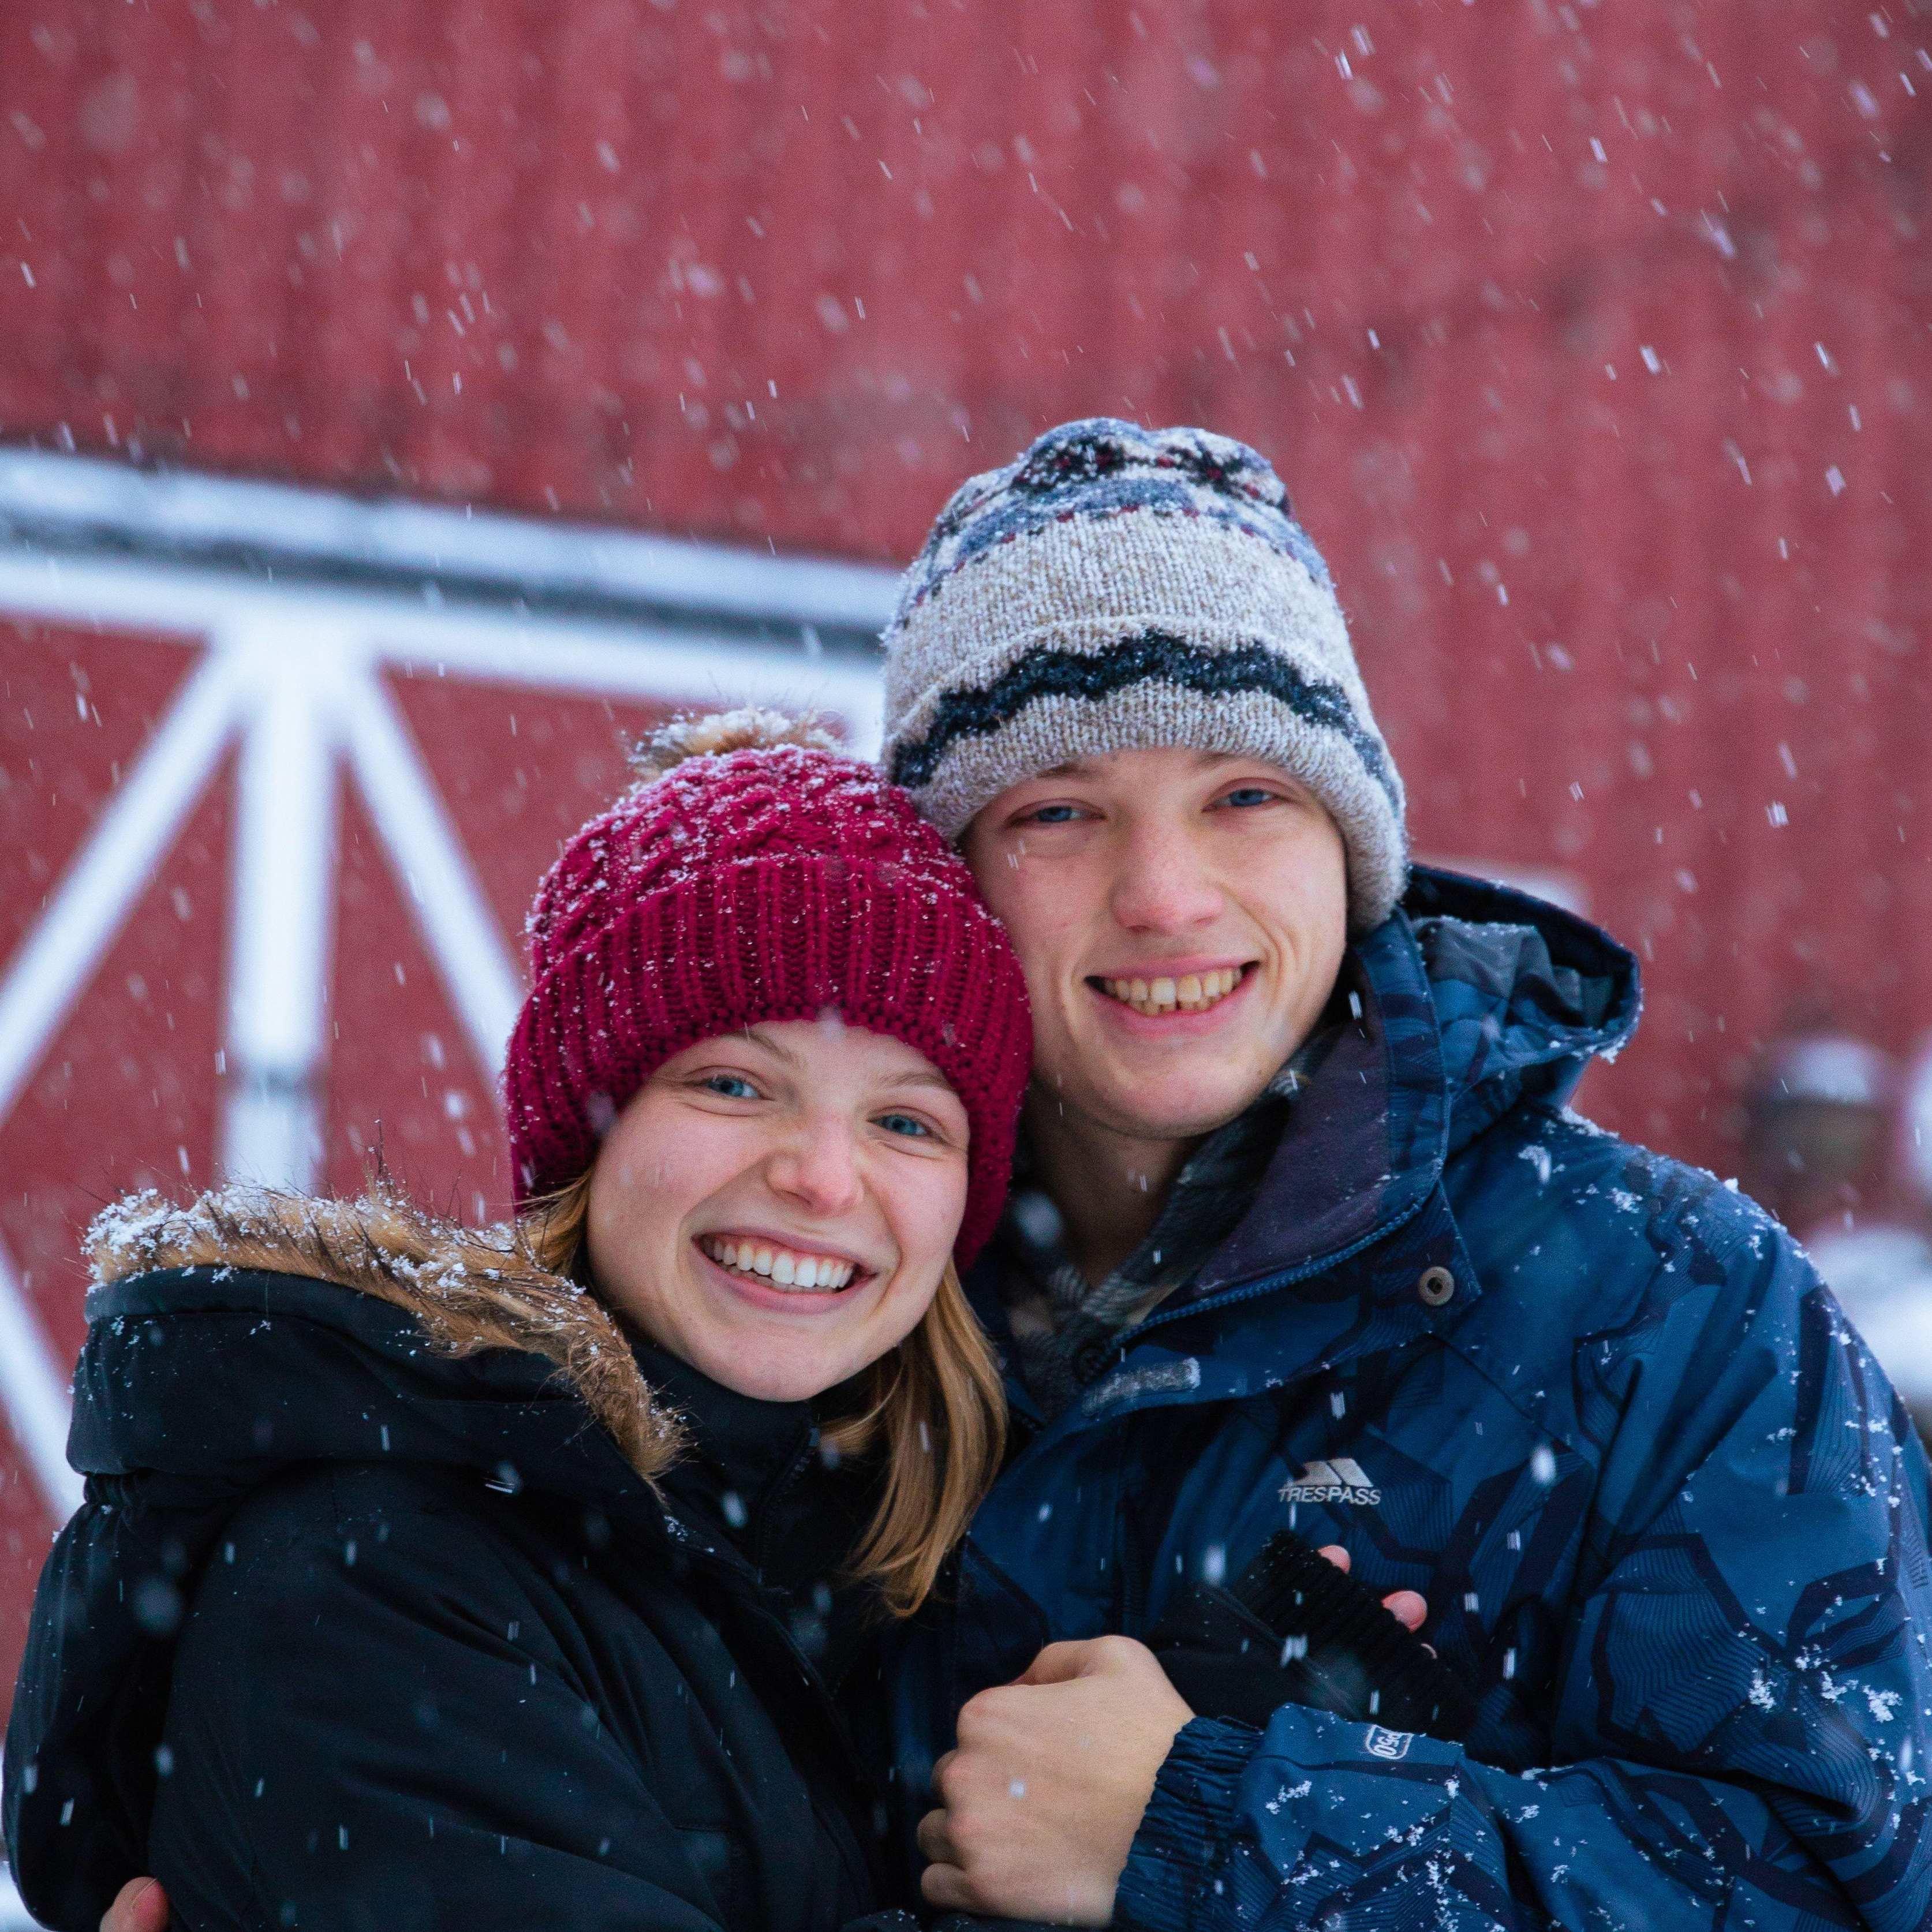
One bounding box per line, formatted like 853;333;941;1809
880;418;1407;933
502;711;1033;1266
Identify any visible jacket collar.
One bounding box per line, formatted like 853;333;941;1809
1190;911;1447;1297
1190;865;1640;1303
633;1336;832;1568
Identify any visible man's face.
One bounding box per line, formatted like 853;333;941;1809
962;747;1349;1145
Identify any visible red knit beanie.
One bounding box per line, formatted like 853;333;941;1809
503;712;1032;1266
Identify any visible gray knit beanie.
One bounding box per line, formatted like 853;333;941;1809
879;418;1407;933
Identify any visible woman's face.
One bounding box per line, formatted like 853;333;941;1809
585;1018;970;1403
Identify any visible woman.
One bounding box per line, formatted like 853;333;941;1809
5;712;1033;1932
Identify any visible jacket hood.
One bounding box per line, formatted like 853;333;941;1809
1404;865;1640;1136
77;1183;686;1499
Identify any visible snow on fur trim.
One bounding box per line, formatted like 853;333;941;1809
88;1182;687;1481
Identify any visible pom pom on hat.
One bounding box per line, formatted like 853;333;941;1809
623;706;841;786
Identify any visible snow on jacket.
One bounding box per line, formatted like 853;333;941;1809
884;866;1932;1932
3;1189;918;1932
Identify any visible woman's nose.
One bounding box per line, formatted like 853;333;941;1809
765;1124;866;1215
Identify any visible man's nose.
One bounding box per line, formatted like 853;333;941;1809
1109;820;1221;934
765;1121;866;1216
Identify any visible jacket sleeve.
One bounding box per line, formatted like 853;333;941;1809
148;1467;853;1932
1115;1205;1932;1932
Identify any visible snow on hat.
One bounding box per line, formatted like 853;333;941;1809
502;710;1032;1266
879;417;1408;933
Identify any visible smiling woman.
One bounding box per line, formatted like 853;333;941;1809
582;1023;969;1398
5;711;1033;1932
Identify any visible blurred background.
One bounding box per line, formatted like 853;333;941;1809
1;0;1929;1791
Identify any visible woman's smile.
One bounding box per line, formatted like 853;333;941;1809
695;1232;866;1295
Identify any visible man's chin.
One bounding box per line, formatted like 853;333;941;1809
1075;1066;1280;1146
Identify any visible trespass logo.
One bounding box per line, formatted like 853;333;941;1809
1279;1457;1382;1506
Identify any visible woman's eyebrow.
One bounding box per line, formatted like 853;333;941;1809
737;1025;801;1065
884;1070;958;1093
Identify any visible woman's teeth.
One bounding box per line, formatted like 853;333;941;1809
699;1236;857;1292
1098;966;1243;1017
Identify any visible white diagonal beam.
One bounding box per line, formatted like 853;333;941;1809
335;668;525;1080
0;649;241;1122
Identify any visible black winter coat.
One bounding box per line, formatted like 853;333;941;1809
4;1187;920;1932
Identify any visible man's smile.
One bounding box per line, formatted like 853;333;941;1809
1090;961;1254;1018
1084;959;1261;1032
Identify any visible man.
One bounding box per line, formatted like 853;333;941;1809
98;420;1932;1932
876;421;1932;1931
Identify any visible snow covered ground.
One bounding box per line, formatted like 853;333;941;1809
0;1870;38;1930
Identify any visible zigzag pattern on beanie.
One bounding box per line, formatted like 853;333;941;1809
880;418;1408;933
888;629;1401;817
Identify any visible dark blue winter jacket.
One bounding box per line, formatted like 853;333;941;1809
887;867;1932;1932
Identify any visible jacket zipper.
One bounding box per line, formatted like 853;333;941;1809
678;1533;888;1903
1106;1183;1437;1358
749;1428;819;1580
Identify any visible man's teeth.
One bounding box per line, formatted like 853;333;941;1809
1099;966;1243;1017
699;1237;857;1291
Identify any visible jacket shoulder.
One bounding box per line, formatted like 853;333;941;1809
1456;1101;1810;1320
188;1459;596;1640
1444;1104;1841;1464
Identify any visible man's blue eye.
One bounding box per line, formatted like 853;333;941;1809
878;1113;932;1139
704;1074;760;1099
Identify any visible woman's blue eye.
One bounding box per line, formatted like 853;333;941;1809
1223;787;1275;808
1029;804;1081;824
702;1074;760;1100
877;1112;933;1139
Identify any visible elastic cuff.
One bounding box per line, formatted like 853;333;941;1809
1114;1717;1261;1932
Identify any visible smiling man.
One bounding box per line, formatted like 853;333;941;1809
876;420;1932;1932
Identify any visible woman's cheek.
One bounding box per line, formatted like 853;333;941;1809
894;1155;970;1277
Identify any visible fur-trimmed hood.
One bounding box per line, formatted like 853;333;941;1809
82;1182;685;1486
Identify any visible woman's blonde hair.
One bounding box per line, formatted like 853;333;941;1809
524;1171;1006;1618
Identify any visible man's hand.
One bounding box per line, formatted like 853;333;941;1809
918;1634;1192;1925
101;1878;169;1932
917;1547;1431;1923
1318;1542;1429;1634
